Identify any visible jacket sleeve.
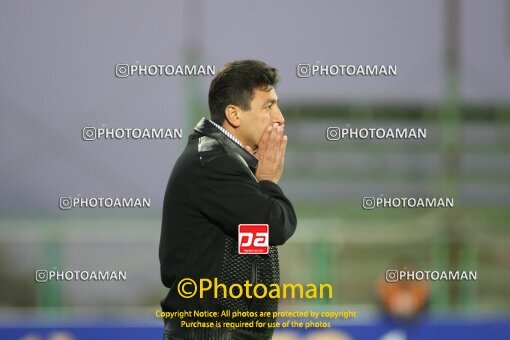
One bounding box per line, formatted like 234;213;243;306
193;153;297;245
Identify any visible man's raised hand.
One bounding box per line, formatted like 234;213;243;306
246;123;288;184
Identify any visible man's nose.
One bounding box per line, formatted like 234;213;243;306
272;107;285;125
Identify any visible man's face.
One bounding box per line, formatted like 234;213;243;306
237;87;284;150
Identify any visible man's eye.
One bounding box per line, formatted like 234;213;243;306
266;104;272;110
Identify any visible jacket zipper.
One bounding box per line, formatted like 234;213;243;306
248;257;258;308
251;257;258;285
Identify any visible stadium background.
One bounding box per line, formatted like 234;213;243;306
1;0;509;339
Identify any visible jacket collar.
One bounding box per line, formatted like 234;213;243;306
192;117;258;171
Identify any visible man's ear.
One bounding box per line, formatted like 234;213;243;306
224;105;241;128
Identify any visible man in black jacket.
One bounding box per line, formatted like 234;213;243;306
159;60;297;340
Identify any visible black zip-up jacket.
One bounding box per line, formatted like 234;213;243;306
159;118;297;339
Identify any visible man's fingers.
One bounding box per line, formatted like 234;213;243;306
258;125;273;155
272;124;280;154
276;125;284;150
264;123;278;157
271;125;281;160
258;123;285;163
254;124;288;184
281;135;288;158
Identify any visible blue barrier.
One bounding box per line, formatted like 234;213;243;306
1;316;509;340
